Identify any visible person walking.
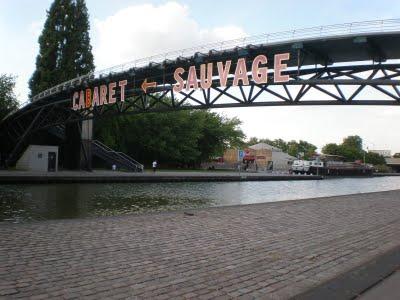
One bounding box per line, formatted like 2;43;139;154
152;160;157;173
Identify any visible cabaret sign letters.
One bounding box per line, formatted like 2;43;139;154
72;53;290;110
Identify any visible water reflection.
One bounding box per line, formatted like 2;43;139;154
1;176;400;223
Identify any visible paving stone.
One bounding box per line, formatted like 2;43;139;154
1;190;400;299
0;288;18;296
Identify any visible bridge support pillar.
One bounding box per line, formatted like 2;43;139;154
80;119;93;171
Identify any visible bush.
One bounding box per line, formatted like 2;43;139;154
374;164;391;173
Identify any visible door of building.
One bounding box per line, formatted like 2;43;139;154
48;152;56;172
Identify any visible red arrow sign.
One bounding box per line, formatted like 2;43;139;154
141;78;157;93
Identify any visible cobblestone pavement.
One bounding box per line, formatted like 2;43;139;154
1;190;400;299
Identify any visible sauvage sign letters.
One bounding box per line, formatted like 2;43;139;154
72;53;290;110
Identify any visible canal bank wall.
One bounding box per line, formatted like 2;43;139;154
1;190;399;299
0;170;323;184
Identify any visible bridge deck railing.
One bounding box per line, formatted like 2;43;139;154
20;18;400;109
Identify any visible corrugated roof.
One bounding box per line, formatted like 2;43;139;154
386;158;400;165
249;143;282;152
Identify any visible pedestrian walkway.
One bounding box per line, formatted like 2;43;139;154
0;169;322;183
1;190;399;299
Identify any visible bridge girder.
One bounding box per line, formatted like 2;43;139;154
2;27;400;166
2;63;400;139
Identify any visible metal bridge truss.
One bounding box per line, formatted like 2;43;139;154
5;63;400;133
29;18;400;103
2;62;400;166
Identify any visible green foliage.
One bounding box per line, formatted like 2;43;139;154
94;110;245;166
247;137;260;147
364;152;386;165
322;135;386;165
342;135;363;151
340;145;362;162
29;0;94;97
322;143;341;156
246;137;317;159
271;139;289;153
287;140;317;159
62;0;94;78
0;74;18;120
374;164;391;173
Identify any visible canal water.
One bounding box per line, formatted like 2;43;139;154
1;176;400;223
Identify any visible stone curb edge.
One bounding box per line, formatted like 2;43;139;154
0;175;323;184
293;246;400;300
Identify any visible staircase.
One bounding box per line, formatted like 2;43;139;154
92;140;143;172
47;124;65;140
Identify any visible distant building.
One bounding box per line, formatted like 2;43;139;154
221;147;272;170
385;158;400;173
204;143;296;171
248;143;296;171
369;150;391;158
16;145;58;172
248;143;281;152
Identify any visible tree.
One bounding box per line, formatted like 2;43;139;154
288;140;317;159
60;0;94;81
342;135;363;151
246;137;316;159
322;143;341;156
247;137;260;146
0;74;18;120
340;146;362;162
94;110;245;167
29;0;94;97
270;139;289;153
195;112;244;162
322;139;361;162
365;152;386;165
322;135;387;165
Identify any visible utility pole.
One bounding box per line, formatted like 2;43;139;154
363;146;369;164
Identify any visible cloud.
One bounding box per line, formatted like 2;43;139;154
92;2;246;69
0;19;43;103
218;105;400;153
28;19;44;37
11;20;45;101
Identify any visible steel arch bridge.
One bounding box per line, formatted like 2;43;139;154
1;19;400;167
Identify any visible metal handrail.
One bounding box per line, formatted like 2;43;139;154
24;19;400;106
93;144;142;171
93;140;144;171
116;151;144;169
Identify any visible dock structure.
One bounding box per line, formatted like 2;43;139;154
0;170;323;184
1;190;400;299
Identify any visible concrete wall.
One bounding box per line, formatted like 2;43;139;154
223;148;273;169
16;145;58;172
220;145;295;171
81;120;93;140
271;151;296;171
80;119;93;170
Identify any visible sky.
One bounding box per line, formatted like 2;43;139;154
1;0;400;153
